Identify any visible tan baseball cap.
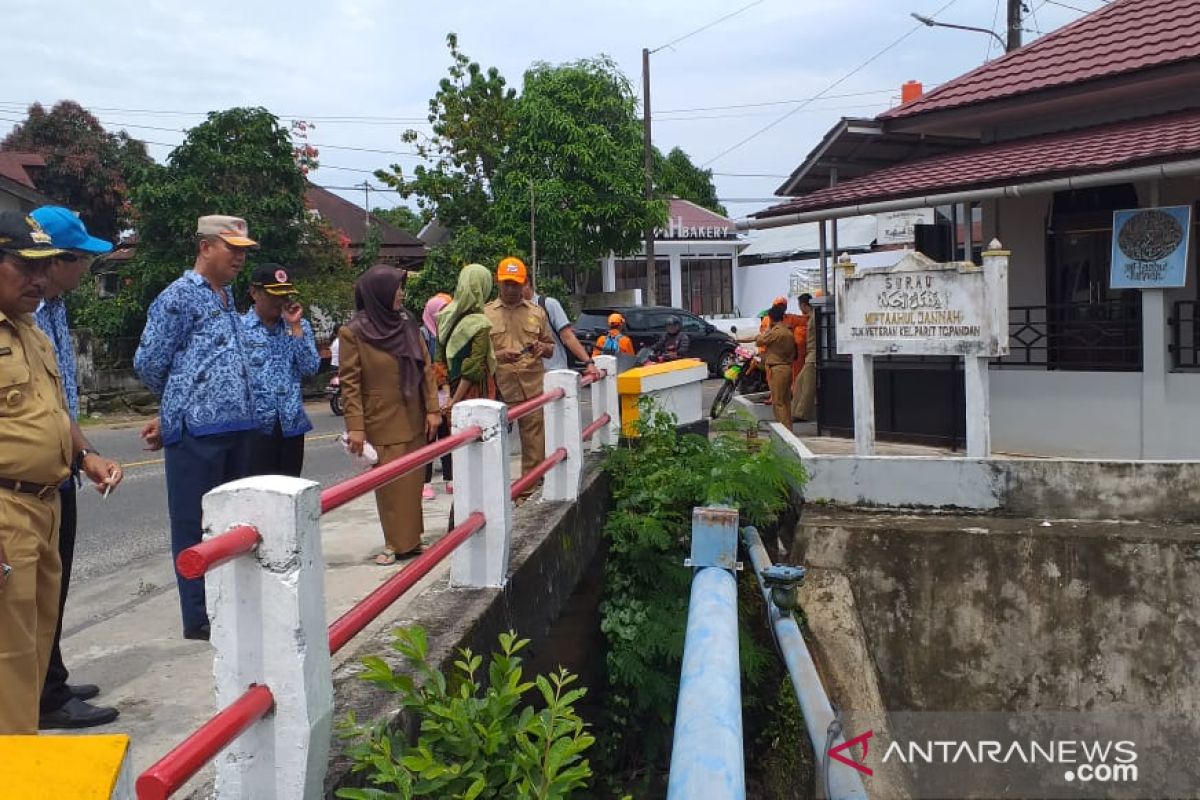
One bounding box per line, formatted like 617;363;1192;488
196;215;258;248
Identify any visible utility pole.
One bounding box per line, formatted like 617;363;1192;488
359;181;371;226
530;181;538;282
642;47;657;306
1006;0;1022;51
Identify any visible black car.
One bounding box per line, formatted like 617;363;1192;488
573;306;737;376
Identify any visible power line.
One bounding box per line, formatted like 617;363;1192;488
986;0;1002;59
651;0;768;53
700;0;962;167
655;88;901;115
0;100;430;124
657;102;889;122
1041;0;1089;12
712;172;789;178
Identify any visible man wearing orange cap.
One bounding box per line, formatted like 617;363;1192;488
484;257;555;501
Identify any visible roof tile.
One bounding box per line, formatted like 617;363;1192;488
756;108;1200;217
884;0;1200;119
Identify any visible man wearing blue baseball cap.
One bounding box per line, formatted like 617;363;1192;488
29;206;124;729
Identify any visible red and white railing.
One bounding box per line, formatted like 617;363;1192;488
134;357;621;800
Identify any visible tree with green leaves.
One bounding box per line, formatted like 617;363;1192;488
371;205;425;236
131;107;308;307
376;33;516;232
492;57;664;283
654;146;726;216
1;100;153;240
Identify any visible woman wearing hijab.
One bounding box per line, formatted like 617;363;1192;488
339;265;441;565
421;293;453;499
435;264;496;411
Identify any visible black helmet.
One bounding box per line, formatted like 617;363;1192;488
666;315;681;327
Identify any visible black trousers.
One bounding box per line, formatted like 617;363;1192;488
249;422;306;478
39;483;76;714
423;417;453;483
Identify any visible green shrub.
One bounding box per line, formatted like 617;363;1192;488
598;401;805;791
337;626;594;800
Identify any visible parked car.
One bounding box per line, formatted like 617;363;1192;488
573;306;738;376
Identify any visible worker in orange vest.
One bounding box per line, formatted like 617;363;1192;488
592;313;635;356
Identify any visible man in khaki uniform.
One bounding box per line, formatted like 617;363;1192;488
757;305;797;428
484;257;554;499
0;212;73;734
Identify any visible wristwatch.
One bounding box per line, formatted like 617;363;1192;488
75;448;98;471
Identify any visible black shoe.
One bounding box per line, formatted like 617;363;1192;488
184;624;211;641
39;697;120;730
69;683;100;701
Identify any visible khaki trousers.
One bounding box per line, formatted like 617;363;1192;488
0;489;61;734
791;361;817;421
767;364;793;428
374;439;426;555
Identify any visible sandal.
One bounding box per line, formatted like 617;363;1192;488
373;549;398;566
398;545;425;560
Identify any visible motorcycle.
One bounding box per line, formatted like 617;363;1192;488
709;344;769;419
324;374;344;416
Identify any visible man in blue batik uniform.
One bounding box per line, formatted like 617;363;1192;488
134;215;257;641
31;206;124;729
242;263;320;477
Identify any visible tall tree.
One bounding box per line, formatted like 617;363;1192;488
654;146;726;216
1;101;153;240
492;57;664;279
130;107;308;312
375;33;517;231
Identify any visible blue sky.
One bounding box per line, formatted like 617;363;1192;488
0;0;1095;220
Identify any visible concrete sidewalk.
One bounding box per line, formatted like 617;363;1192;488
51;469;469;798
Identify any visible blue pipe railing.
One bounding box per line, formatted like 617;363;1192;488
742;525;869;800
667;507;746;800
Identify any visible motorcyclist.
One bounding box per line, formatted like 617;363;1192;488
593;312;635;356
651;315;690;361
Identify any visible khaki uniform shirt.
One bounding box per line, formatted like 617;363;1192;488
484;299;555;403
0;310;72;486
758;322;797;368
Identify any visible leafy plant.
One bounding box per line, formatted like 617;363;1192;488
337;626;594;800
598;400;805;790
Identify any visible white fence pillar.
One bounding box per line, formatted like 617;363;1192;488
449;399;513;587
591;355;621;450
851;353;875;456
202;476;331;800
543;369;583;502
964;356;991;457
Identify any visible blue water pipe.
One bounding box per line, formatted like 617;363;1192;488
666;507;746;800
742;525;868;800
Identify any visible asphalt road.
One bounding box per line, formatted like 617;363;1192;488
71;402;363;584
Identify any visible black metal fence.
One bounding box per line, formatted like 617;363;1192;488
995;301;1141;371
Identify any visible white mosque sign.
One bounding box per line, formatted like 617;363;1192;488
832;243;1010;459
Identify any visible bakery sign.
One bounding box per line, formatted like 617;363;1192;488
834;250;1009;357
655;215;733;240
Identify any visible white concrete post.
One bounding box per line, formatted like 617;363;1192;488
591;355;621;450
202;476;331;800
449;399;513;587
543;369;583;502
851;353;875;456
964;356;991;457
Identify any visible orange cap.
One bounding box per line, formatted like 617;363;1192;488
608;312;625;327
772;295;788;307
497;256;528;283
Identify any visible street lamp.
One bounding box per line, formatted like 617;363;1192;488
911;12;1008;51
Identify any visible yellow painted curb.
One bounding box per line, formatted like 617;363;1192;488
0;734;129;799
616;358;705;394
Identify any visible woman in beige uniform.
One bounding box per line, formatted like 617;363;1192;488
339;265;441;565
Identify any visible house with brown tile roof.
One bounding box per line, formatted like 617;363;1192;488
745;0;1200;458
0;152;52;213
304;183;426;267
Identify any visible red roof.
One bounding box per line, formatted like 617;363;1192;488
883;0;1200;120
304;184;426;260
0;152;44;188
756;108;1200;217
